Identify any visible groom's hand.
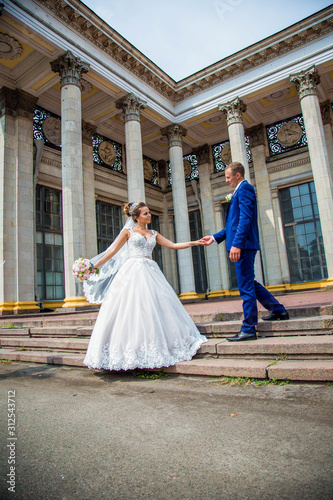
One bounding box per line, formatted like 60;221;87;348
229;246;241;262
200;236;214;246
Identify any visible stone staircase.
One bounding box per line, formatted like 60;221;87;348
0;304;332;381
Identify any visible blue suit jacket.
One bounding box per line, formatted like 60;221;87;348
213;180;260;251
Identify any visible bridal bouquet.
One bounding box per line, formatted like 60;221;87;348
72;258;99;281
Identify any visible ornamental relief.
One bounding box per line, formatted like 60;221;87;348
0;33;23;60
42;117;62;146
220;143;232;165
276;122;302;147
183;159;192;178
81;78;93;95
143;159;154;180
98;141;116;165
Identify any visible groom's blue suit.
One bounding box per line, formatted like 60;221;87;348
214;180;285;334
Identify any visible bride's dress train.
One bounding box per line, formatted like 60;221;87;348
83;229;207;370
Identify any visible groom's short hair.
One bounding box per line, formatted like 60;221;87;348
226;162;245;177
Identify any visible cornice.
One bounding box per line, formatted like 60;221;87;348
9;0;333;104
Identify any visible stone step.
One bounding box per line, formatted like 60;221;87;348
29;326;93;337
198;316;333;337
1;334;332;360
0;348;85;367
197;336;333;359
0;337;89;352
164;358;333;381
0;316;98;329
1;304;331;330
0;328;30;337
1;349;332;381
190;304;333;324
1;316;331;341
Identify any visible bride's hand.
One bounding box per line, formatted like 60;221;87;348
194;240;204;246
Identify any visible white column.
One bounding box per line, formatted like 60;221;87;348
320;101;333;178
271;187;290;284
0;88;39;314
219;98;250;181
213;201;230;292
247;124;283;285
193;144;223;295
82;121;98;259
116;93;146;202
161;124;197;300
51;51;89;308
220;97;263;283
291;66;333;277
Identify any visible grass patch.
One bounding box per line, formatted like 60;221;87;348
0;359;13;363
0;322;14;329
213;376;290;386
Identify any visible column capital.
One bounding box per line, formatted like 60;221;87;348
246;123;266;149
161;123;187;147
115;93;147;122
219;97;247;126
192;143;211;165
50;50;89;88
290;66;320;100
0;87;37;118
82;120;97;146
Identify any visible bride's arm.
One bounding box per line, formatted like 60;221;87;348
156;233;202;250
93;230;130;268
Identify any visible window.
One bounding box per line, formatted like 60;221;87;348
96;202;122;253
36;186;64;301
189;210;208;294
279;182;327;282
149;215;163;270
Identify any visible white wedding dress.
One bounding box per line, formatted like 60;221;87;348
83;228;207;371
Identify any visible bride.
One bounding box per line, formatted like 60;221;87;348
83;202;207;371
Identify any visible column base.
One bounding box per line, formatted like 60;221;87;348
62;296;95;310
12;301;40;314
178;292;199;301
0;302;16;315
208;290;239;298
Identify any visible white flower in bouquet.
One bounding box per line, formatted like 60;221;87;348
225;193;233;202
72;258;99;281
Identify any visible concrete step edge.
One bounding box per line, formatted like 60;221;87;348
1;350;332;381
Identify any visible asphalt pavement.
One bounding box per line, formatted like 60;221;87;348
0;361;332;499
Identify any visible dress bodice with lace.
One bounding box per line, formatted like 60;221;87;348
127;228;156;259
83;227;207;371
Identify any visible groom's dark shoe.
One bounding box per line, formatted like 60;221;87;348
226;331;257;342
262;310;289;321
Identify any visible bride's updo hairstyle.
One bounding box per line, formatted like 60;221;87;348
124;202;147;222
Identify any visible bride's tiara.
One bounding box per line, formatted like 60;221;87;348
129;202;139;215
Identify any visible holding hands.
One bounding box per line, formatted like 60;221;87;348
200;235;241;262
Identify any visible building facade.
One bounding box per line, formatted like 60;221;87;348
0;0;332;313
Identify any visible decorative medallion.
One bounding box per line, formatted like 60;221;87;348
277;122;302;147
81;79;93;95
220;143;232;165
183;159;192;178
263;88;290;103
0;33;23;60
98;141;116;165
143;159;153;180
42;117;62;145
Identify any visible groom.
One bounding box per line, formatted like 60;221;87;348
201;162;289;341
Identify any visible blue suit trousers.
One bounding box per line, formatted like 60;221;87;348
234;250;285;334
